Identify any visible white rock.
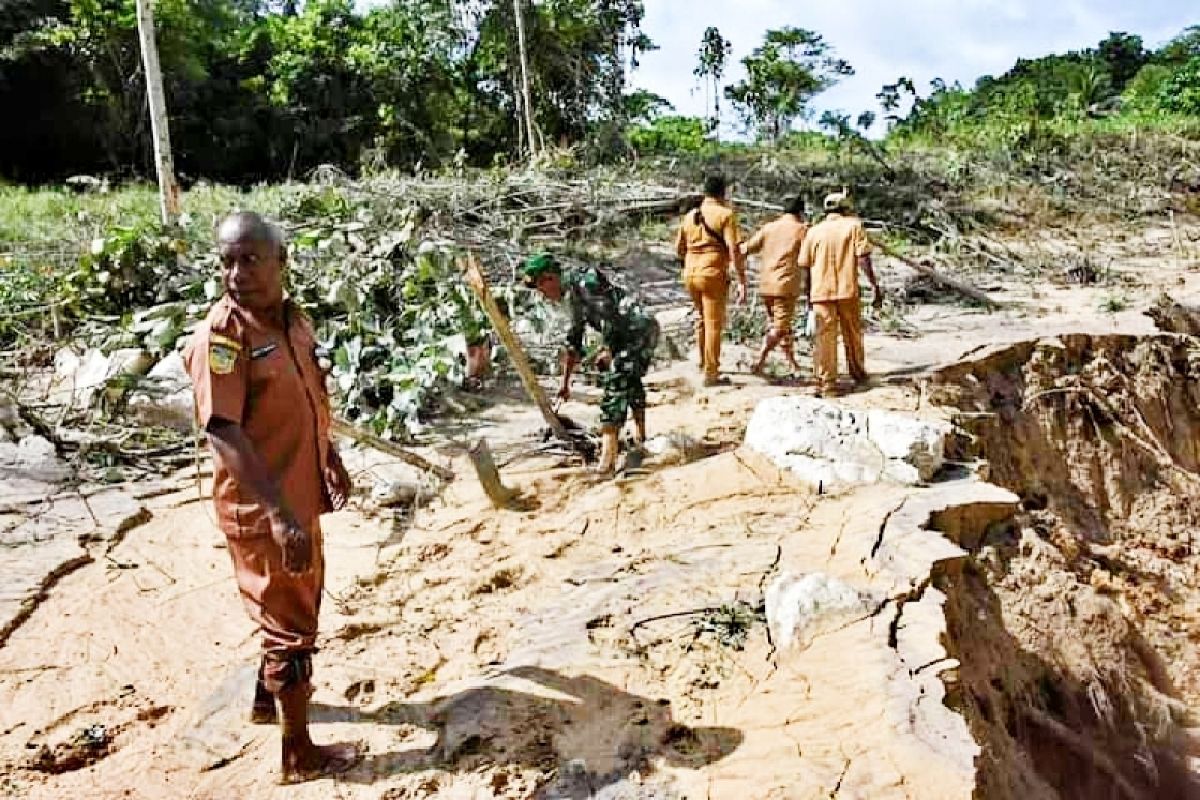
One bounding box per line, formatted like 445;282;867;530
0;435;71;484
766;572;871;650
128;352;195;431
50;347;152;409
744;397;950;490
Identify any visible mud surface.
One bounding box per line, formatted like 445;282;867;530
2;222;1200;798
930;334;1200;799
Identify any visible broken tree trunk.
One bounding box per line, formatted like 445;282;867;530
460;253;570;441
873;239;1002;310
469;438;518;509
330;418;454;481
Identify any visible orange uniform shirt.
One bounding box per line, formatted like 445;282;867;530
675;197;744;280
183;296;333;535
744;214;808;297
796;213;873;303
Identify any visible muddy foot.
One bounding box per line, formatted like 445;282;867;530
280;741;361;785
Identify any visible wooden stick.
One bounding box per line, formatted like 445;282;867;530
329;418;454;481
872;239;1003;309
468;438;518;509
460;253;570;441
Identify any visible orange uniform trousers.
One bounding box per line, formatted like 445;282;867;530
685;270;728;379
813;297;866;393
226;516;324;657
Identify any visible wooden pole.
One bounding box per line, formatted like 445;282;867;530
460;254;570;440
512;0;538;158
134;0;181;225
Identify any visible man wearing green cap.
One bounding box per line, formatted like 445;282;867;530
796;192;882;397
522;253;659;474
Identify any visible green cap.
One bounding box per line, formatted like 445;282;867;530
521;252;560;286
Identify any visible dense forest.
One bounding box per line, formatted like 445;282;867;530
1;0;1198;183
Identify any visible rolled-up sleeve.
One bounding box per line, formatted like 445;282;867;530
853;221;873;258
183;322;248;428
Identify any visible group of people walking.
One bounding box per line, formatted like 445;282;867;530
676;173;882;395
519;174;884;473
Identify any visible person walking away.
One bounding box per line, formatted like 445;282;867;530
795;192;883;397
183;212;359;784
741;195;808;376
522;253;660;474
674;174;746;386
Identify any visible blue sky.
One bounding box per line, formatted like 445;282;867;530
629;0;1197;136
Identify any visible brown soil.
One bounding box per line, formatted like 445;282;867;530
929;334;1200;799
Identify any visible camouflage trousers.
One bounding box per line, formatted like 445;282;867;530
599;318;660;427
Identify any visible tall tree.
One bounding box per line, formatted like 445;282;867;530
693;26;730;131
724;27;853;142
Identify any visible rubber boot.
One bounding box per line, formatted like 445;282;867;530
595;426;619;474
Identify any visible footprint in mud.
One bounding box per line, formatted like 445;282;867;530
25;702;173;775
28;723;119;774
476;566;523;595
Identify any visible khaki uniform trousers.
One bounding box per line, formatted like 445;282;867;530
685;270;729;379
813;297;866;393
762;295;798;349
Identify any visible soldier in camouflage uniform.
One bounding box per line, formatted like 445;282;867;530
522;253;660;474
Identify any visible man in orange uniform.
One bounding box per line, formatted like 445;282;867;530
796;192;883;397
183;212;359;784
742;195;808;376
675;175;746;386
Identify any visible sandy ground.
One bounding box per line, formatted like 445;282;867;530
1;224;1198;799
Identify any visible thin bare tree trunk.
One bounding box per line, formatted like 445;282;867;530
512;0;538;158
134;0;181;224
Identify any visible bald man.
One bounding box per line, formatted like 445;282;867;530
183;212;359;783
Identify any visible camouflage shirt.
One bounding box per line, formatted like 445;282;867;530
562;265;650;357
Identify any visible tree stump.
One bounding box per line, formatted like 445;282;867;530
469;438;517;509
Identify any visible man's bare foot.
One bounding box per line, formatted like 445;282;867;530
750;361;766;376
280;740;361;785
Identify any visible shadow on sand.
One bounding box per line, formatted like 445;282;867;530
314;665;742;796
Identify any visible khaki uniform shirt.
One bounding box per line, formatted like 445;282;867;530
183;296;333;535
675;197;744;279
796;213;873;303
744;214;808;298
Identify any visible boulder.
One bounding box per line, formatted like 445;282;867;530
765;572;872;650
50;347;153;410
129;352;195;432
0;435;71;485
744;397;950;490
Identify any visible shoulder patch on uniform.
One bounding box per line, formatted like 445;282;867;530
209;343;238;375
210;333;242;351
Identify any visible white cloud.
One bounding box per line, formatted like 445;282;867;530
629;0;1196;136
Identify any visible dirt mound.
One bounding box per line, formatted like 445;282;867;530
928;334;1200;799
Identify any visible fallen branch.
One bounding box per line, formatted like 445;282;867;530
460;253;570;442
873;239;1003;309
330;418;454;481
